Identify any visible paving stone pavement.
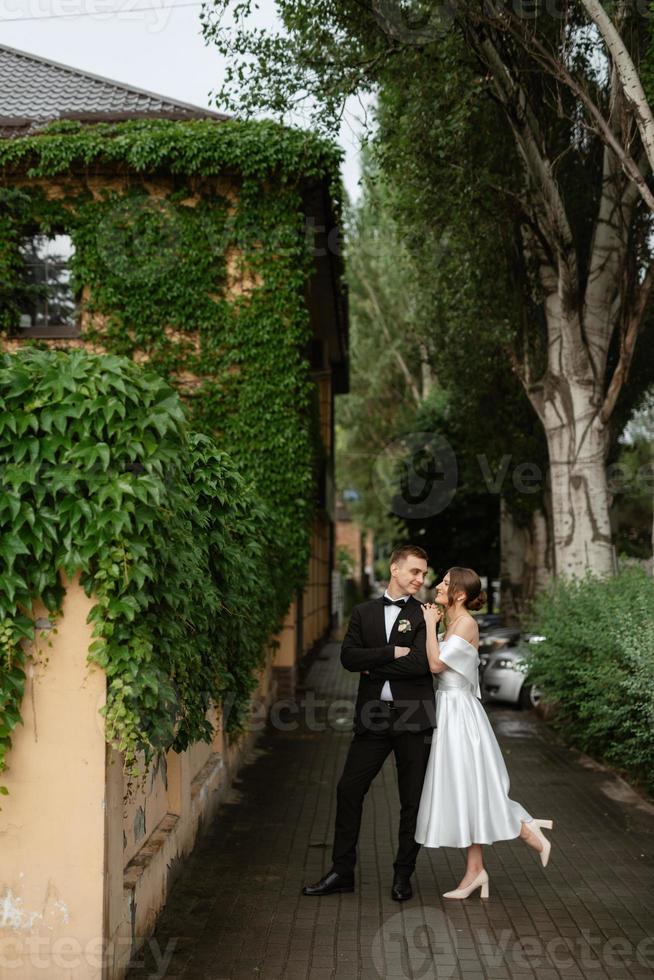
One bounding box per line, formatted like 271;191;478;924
127;641;654;980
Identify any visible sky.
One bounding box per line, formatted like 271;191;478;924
0;0;369;202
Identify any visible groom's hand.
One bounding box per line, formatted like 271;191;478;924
362;645;409;673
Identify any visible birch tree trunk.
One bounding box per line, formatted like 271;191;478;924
500;498;553;623
528;291;618;578
580;0;654;178
475;27;653;580
542;387;615;577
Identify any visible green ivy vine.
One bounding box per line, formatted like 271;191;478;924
0;118;343;793
0;347;281;788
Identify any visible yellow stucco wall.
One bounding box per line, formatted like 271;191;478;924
0;168;337;976
0;575;106;979
0;577;279;979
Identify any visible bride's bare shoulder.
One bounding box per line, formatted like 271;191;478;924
454;614;479;648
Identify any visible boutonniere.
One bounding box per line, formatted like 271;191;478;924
397;619;412;633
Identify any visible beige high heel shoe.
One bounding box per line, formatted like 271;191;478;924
523;819;554;867
443;869;489;900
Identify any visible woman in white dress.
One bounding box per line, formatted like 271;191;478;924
414;567;554;900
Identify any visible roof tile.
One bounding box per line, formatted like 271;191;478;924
0;42;229;137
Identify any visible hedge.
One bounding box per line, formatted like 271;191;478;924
527;566;654;795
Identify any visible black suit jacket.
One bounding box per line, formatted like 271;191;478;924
341;596;436;733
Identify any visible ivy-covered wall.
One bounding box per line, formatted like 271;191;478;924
0;118;346;789
0;116;344;606
0;348;282;789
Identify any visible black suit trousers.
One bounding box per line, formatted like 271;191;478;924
332;707;433;876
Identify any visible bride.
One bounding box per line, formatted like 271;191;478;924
414;566;554;899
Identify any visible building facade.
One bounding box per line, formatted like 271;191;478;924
0;44;347;978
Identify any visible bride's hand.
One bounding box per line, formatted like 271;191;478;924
422;602;444;624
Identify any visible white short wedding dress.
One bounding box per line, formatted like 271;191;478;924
415;634;532;848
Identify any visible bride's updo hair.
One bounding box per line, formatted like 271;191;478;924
447;567;487;612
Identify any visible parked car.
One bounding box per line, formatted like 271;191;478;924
481;635;545;710
478;626;521;673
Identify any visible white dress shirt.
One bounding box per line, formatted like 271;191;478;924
380;591;410;702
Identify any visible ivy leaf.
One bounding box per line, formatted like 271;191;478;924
0;492;21;522
0;533;30;567
96;443;111;470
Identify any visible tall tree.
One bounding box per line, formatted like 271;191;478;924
336;167;424;548
203;0;654;576
443;2;654;577
339;155;552;613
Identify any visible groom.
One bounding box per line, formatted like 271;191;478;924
302;544;435;902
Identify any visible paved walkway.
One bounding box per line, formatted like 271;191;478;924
128;641;654;980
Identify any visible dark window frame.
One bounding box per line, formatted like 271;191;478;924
15;230;81;339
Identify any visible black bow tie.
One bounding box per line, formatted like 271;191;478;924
383;597;408;607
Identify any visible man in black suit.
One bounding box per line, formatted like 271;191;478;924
302;544;435;902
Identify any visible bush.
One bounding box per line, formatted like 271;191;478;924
527;566;654;795
0;348;280;793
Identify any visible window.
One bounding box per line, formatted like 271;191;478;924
17;233;80;338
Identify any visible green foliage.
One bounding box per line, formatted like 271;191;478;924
0;117;344;796
337;156;544;582
611;437;654;560
0;117;342;184
336;164;422;548
201;1;389;135
526;567;654;795
0;348;281;793
0;189;36;330
208;0;654;584
0;117;343;603
335;545;355;578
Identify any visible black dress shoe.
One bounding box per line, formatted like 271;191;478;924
302;871;354;896
391;871;413;901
